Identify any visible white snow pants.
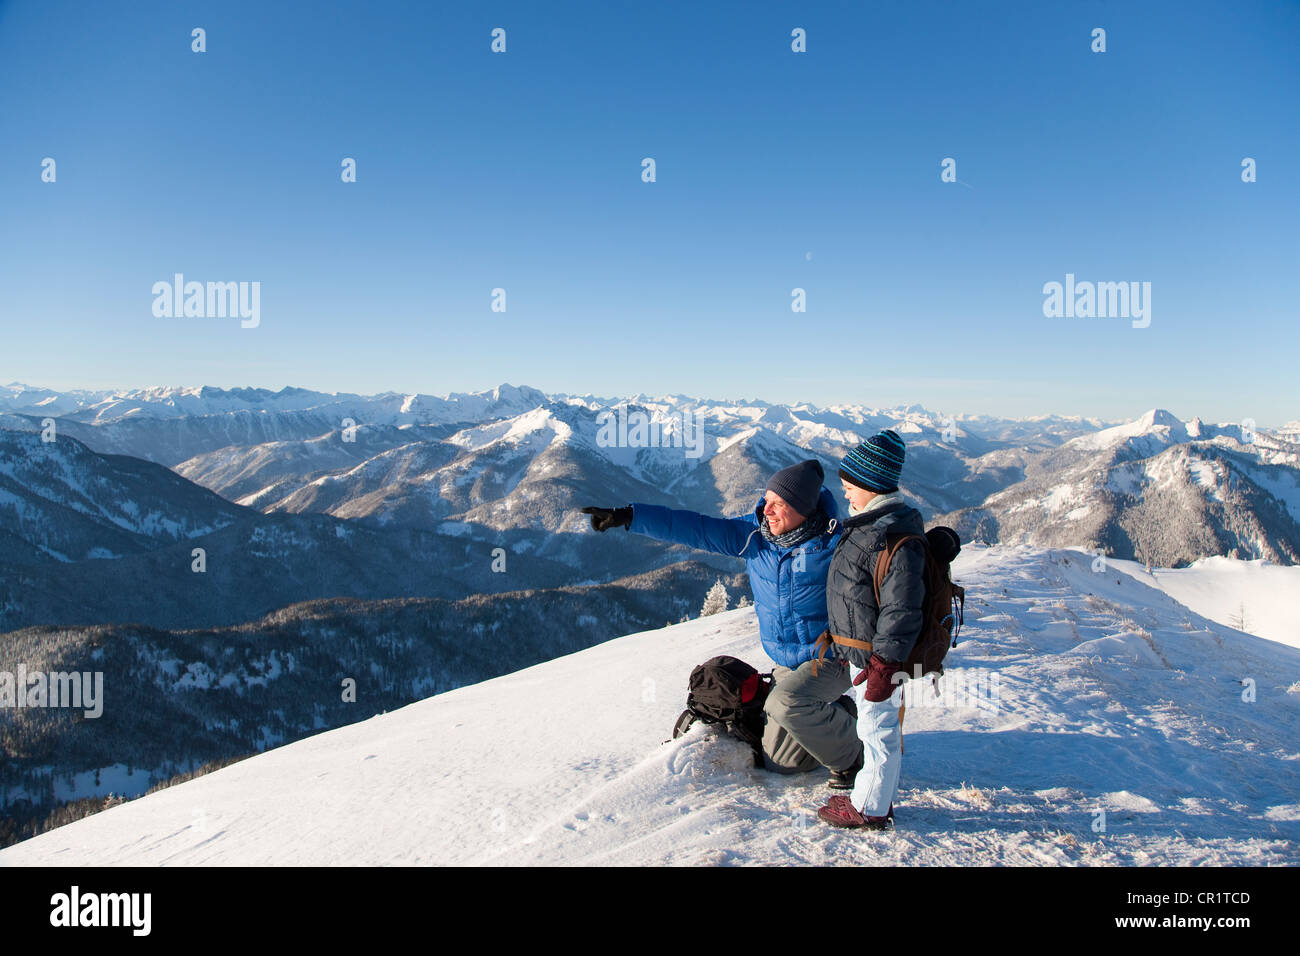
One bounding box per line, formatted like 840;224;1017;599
848;664;902;818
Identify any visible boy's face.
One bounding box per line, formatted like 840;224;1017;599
840;478;876;512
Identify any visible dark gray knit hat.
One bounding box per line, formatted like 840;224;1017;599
765;459;824;518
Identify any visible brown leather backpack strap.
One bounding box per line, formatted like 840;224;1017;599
811;629;833;677
814;629;877;676
872;533;926;604
832;635;873;687
831;634;873;650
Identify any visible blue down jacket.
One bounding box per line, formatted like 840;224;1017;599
628;487;841;668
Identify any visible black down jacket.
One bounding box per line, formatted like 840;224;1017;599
826;499;928;667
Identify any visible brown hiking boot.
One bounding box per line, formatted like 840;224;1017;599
817;795;894;830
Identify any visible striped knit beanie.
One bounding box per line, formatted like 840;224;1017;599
839;429;906;493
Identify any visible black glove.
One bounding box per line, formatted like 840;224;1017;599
581;506;632;532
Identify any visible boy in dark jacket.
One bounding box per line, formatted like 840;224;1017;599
581;460;862;782
817;430;927;829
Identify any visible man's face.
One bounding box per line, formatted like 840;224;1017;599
763;491;805;536
840;478;877;512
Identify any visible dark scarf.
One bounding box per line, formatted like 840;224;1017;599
759;507;829;549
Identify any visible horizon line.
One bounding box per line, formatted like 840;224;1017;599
5;378;1295;431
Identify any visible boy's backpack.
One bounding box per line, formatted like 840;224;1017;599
870;526;966;679
671;656;773;764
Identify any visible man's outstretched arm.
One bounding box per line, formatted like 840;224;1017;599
581;503;758;557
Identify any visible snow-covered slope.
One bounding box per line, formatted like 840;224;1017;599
1109;556;1300;649
4;546;1296;866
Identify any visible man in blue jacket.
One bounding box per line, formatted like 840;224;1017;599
582;459;864;786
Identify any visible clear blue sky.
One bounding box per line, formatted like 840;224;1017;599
1;0;1296;424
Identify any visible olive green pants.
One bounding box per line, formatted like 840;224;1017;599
761;657;858;774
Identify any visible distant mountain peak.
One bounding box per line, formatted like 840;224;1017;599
1138;408;1183;429
1068;408;1188;452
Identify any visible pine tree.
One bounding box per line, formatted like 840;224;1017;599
700;578;729;617
1229;602;1249;633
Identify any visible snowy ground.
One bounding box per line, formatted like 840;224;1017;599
1108;554;1300;649
2;545;1297;866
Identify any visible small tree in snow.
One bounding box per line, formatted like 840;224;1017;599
700;578;729;617
1229;602;1249;633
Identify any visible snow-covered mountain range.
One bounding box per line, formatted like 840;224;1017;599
3;546;1296;866
941;409;1300;566
3;382;1296;567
